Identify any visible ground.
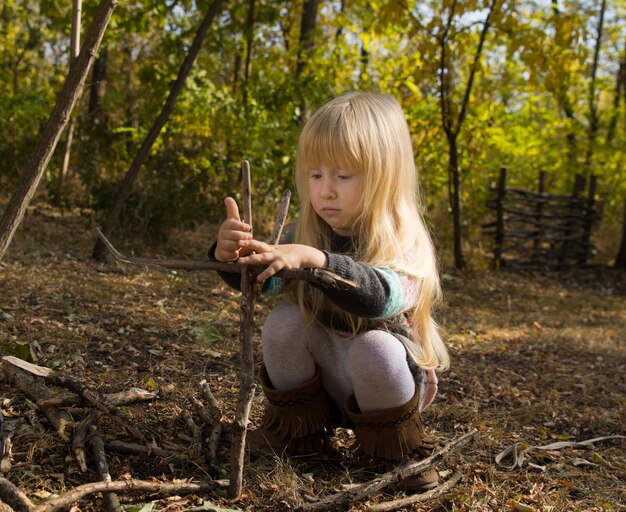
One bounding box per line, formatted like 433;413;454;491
0;204;624;512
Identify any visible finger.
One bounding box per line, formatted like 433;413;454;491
238;238;271;253
256;262;281;282
224;197;241;221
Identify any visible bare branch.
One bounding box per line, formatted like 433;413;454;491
95;229;357;291
297;429;477;512
369;469;463;512
269;190;291;245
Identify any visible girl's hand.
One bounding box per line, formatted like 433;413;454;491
214;197;253;262
237;240;327;282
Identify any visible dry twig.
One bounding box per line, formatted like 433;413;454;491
2;356;146;443
297;429;478;512
368;469;463;512
90;427;122;512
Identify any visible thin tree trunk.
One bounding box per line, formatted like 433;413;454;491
607;47;625;143
0;0;117;263
55;0;83;206
295;0;319;122
89;47;108;128
615;198;626;269
242;0;256;109
438;0;498;269
583;0;607;176
91;0;226;261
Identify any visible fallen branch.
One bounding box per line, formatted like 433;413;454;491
495;434;626;469
90;427;122;512
182;410;203;458
37;388;156;408
198;380;223;425
2;356;146;443
105;440;182;460
368;469;463;512
72;411;102;472
297;429;478;512
206;423;224;476
1;360;74;441
33;478;218;512
0;477;34;512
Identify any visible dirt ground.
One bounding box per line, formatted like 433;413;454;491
0;205;624;512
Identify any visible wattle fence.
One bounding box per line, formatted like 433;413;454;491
482;168;602;269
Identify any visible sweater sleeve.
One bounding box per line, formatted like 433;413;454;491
312;252;419;319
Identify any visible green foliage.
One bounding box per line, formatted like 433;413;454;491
0;0;624;259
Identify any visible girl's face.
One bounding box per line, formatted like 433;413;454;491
307;164;363;236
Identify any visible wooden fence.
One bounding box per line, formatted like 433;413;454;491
483;168;602;269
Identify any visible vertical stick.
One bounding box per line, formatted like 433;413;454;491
494;167;507;269
533;171;546;262
229;160;257;498
579;175;597;264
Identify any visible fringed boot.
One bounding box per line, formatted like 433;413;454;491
248;365;333;456
345;388;439;492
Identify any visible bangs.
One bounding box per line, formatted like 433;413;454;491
297;104;363;173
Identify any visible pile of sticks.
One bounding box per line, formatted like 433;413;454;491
483;169;602;269
0;355;226;512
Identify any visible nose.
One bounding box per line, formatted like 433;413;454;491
321;178;336;199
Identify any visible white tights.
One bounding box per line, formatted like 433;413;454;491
261;303;416;413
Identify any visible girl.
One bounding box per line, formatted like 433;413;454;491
210;92;449;492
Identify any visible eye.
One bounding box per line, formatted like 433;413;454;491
308;171;322;179
337;174;353;180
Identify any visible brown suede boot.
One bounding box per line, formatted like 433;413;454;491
345;389;439;492
247;365;333;456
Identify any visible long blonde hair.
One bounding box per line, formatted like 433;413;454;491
293;92;449;371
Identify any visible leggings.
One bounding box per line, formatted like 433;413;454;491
261;302;416;413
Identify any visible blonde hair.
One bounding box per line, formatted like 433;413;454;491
293;92;449;371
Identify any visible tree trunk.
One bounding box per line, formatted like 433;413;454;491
607;47;625;143
583;0;607;176
88;47;108;128
242;0;256;109
55;0;83;206
615;198;626;270
295;0;319;122
448;134;465;269
91;0;226;261
0;0;117;263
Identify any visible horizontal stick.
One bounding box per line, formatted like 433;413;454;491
96;228;357;291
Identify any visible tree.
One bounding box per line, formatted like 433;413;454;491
436;0;500;269
91;0;226;261
0;0;117;262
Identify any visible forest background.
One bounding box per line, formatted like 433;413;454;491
1;0;625;268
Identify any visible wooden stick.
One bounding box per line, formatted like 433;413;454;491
368;469;463;512
31;479;217;512
0;477;35;512
95;228;357;290
206;423;224;476
90;427;122;512
2;361;74;441
182;410;203;458
269;190;291;245
72;411;102;472
199;380;223;425
2;356;146;443
229;159;257;499
105;440;181;460
296;429;477;512
1;414;16;472
38;388;156;408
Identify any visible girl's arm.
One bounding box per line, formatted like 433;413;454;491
238;241;415;319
